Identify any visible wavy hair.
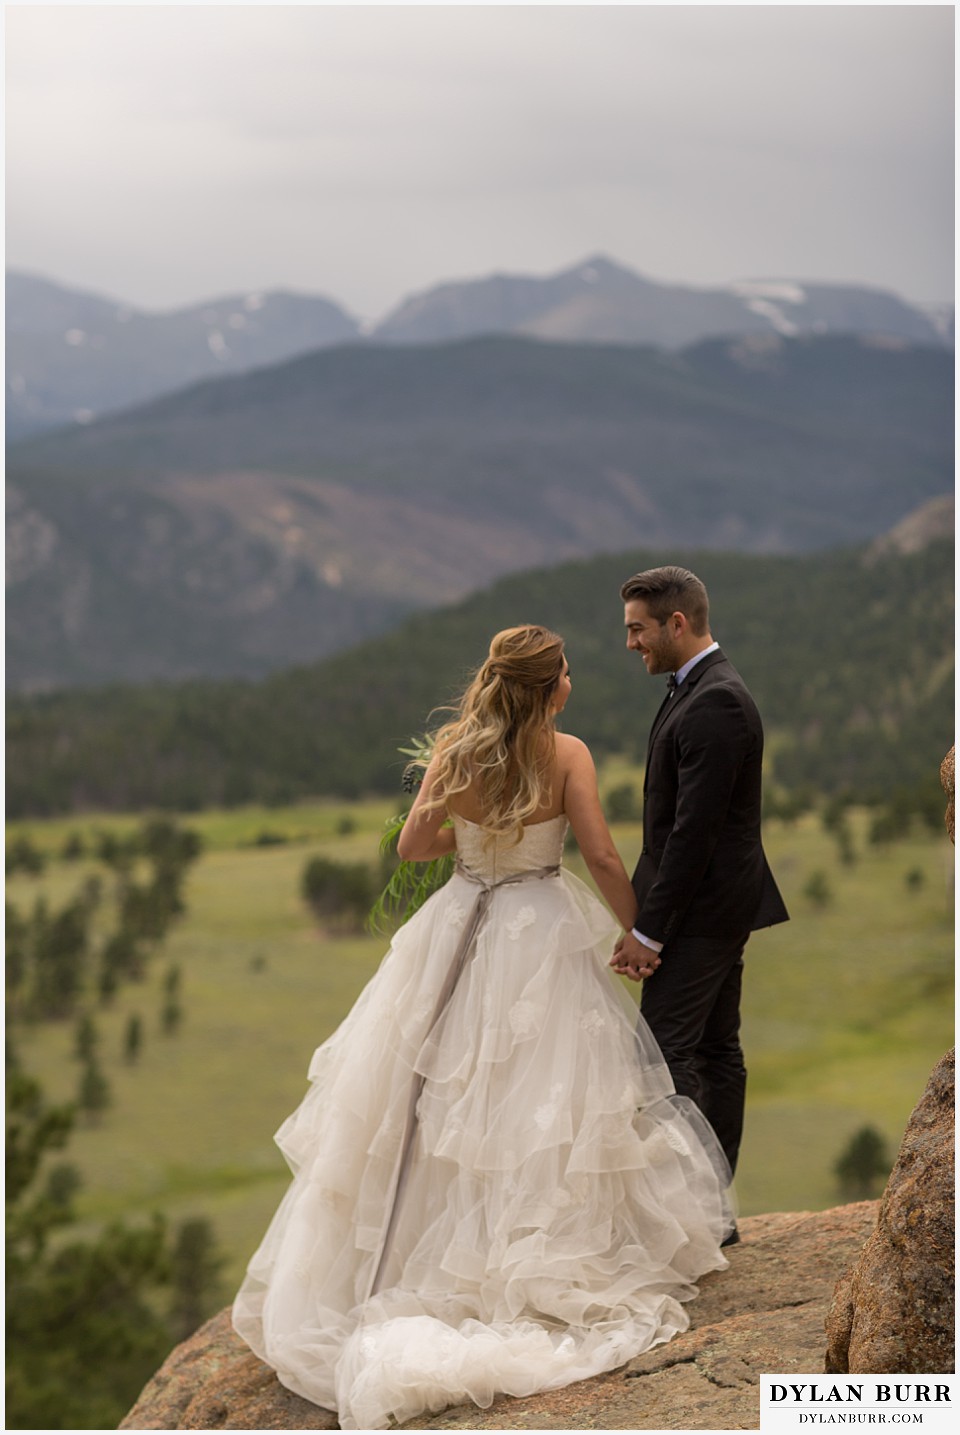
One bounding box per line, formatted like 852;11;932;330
421;625;566;844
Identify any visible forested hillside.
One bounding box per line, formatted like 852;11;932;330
6;539;952;817
7;332;952;692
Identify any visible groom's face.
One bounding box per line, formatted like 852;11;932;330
624;599;679;676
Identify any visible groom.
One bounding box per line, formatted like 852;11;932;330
611;565;788;1186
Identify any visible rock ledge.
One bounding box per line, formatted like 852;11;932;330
122;1204;878;1431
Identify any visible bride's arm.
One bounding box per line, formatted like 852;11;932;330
396;757;457;861
560;737;637;931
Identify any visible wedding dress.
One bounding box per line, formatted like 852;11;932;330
233;814;733;1429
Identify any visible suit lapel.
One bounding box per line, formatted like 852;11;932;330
645;686;675;758
644;648;728;766
647;676;692;748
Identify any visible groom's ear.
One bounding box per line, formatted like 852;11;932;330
669;610;687;637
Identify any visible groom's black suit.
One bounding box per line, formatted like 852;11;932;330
632;647;788;1173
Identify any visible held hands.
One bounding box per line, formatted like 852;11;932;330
610;930;662;982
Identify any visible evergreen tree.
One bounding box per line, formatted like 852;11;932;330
100;927;145;986
6;834;46;876
6;1071;172;1431
124;1013;143;1064
834;820;857;867
5;901;29;1007
160;998;183;1036
61;831;87;861
96;829;138;875
77;1056;111;1122
6;1068;75;1257
834;1125;892;1200
73;1011;99;1063
29;895;92;1019
45;1161;82;1209
803;870;832;907
603;782;642;822
119;880;174;946
301;855;374;932
168;1218;225;1343
97;954;119;1004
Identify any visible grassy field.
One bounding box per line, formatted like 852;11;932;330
7;786;954;1294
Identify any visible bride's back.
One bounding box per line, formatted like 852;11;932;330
451;810;567;882
446;735;570;832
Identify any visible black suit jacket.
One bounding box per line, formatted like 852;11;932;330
632;648;789;944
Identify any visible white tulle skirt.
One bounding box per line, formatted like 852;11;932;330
233;866;733;1429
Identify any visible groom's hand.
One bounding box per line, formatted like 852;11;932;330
610;930;661;982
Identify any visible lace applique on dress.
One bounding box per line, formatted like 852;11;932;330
506;905;537;940
534;1082;564;1131
508;999;539;1037
445;900;466;931
662;1124;692;1158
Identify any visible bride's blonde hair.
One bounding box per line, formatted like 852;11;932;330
422;625;566;844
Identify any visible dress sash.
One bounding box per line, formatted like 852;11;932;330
367;859;561;1298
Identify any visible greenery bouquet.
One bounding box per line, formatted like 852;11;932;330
369;736;455;933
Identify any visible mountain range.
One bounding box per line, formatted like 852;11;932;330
373;255;952;349
6;256;952;440
6;331;952;694
6;270;359;443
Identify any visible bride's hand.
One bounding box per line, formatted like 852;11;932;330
610;932;659;982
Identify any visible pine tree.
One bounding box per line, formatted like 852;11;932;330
161;998;183;1036
100;927;144;985
73;1011;99;1063
6;1069;172;1430
124;1013;143;1064
61;831;87;861
77;1055;111;1122
803;870;832;907
29;895;92;1019
834;1125;891;1200
168;1218;225;1343
5;901;29;1007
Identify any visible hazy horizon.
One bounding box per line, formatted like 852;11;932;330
6;247;955;325
6;4;954;320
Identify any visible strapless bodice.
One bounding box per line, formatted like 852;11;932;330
451;812;567;883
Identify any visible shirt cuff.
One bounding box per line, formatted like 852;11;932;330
631;928;663;953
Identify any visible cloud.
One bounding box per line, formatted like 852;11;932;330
5;4;953;315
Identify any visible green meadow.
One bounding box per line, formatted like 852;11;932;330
7;784;953;1294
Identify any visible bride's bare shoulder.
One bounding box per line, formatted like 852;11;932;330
555;732;593;767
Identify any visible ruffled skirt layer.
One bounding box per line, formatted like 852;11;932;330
233;869;732;1429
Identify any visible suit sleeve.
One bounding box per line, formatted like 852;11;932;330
636;686;751;944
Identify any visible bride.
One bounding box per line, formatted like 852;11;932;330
233;624;734;1429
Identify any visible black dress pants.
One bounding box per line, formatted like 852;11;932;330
639;930;750;1176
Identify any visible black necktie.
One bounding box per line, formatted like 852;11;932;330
666;673;678;694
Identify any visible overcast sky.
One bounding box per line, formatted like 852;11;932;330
5;2;955;321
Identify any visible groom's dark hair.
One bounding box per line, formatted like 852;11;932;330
619;566;710;635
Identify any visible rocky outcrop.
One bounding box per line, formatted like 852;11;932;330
868;495;955;560
122;1204;878;1431
941;745;954;844
823;749;956;1374
825;1050;955;1374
